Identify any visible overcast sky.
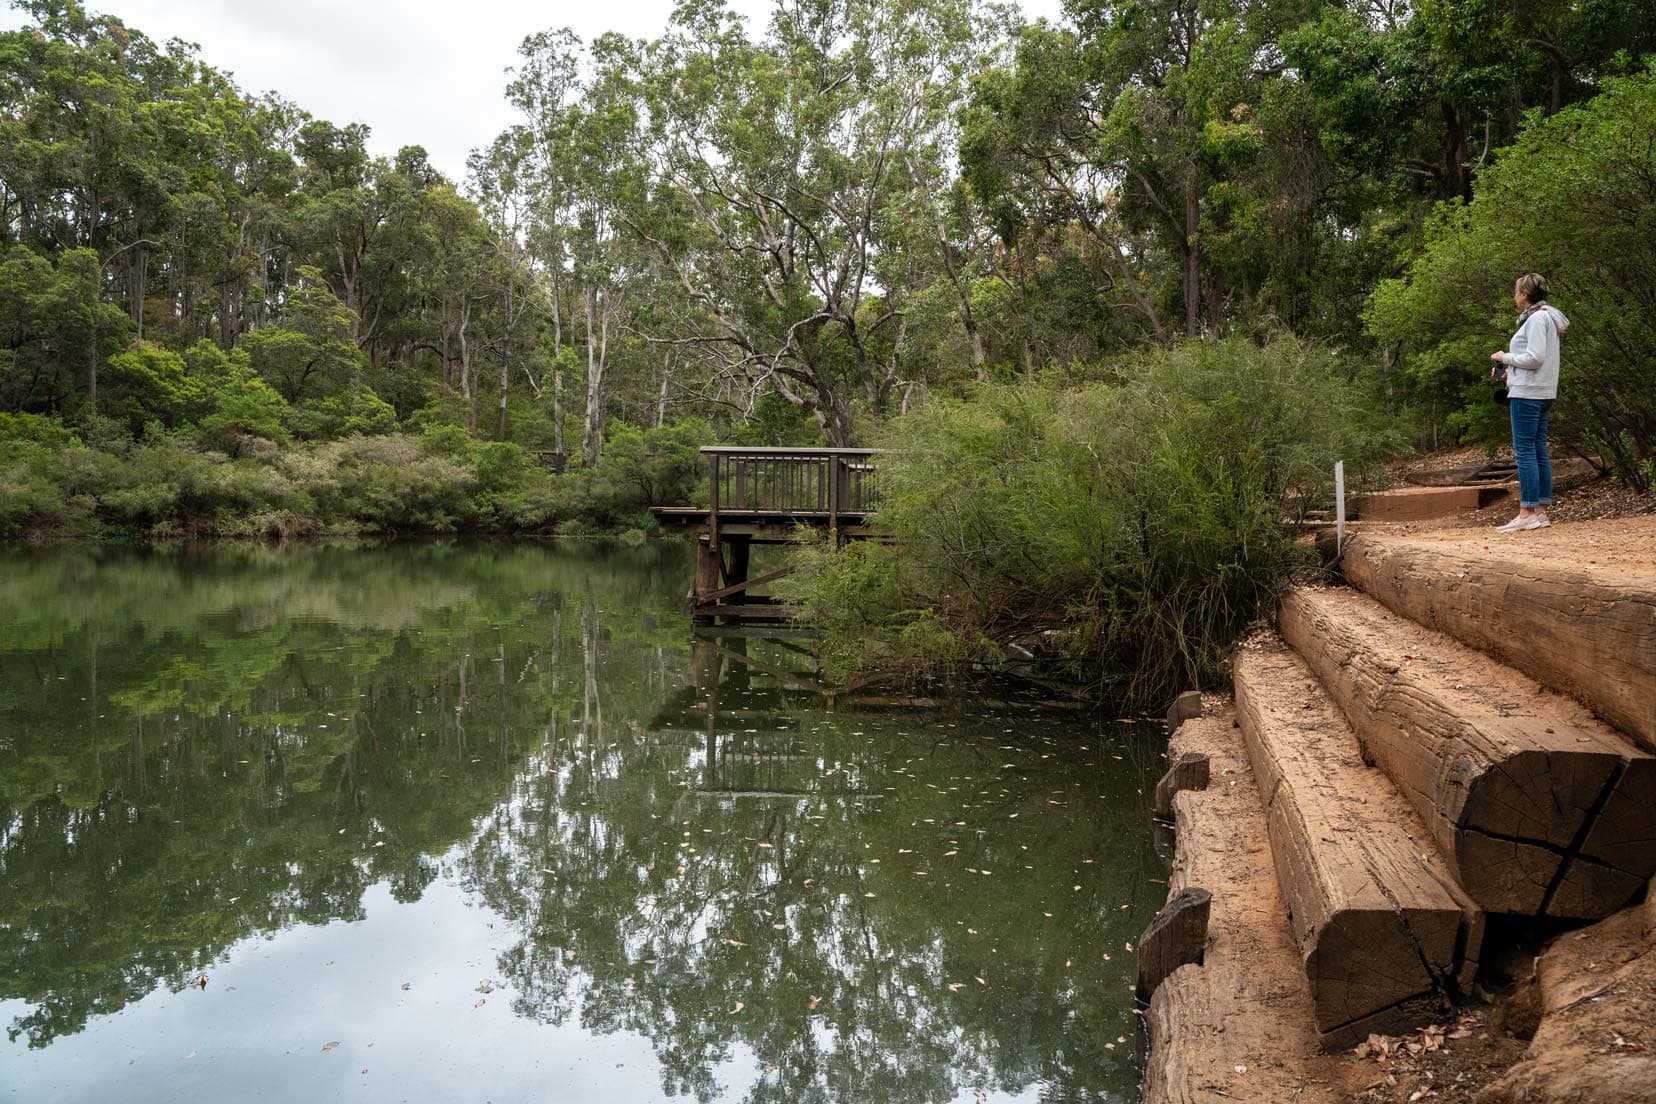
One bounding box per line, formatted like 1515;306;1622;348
2;0;1065;183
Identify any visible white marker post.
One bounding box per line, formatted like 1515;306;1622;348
1334;460;1346;558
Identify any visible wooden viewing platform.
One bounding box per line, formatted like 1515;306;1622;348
652;447;884;623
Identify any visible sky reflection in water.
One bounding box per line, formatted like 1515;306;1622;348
0;542;1165;1103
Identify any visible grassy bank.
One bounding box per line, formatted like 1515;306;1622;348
0;413;711;542
777;338;1400;704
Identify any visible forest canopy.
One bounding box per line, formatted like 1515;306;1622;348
2;0;1655;544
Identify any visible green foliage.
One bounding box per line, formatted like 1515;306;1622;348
589;418;712;509
103;343;206;431
283;381;397;440
1370;63;1656;486
775;538;978;683
0;246;129;415
194;360;292;450
787;339;1397;700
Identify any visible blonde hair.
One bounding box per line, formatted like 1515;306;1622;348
1516;272;1548;303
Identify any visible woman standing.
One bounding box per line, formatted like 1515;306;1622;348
1491;272;1570;532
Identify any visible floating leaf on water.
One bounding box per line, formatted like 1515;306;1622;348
731;1002;744;1013
193;974;208;990
807;996;821;1009
400;982;411;991
722;938;749;947
321;1041;340;1053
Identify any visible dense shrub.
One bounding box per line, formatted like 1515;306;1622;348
1369;62;1656;488
0;412;715;540
780;338;1397;699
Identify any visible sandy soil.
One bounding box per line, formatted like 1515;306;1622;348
1371;514;1656;579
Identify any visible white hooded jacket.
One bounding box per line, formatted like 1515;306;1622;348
1503;303;1570;400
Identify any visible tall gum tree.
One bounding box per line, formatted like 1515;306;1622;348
622;0;983;446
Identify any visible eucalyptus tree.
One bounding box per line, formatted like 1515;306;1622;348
467;130;546;440
240;265;361;406
421;184;497;428
504;27;586;458
626;0;984;446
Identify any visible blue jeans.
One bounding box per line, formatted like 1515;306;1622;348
1509;398;1553;508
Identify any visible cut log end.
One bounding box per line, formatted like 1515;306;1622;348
1165;690;1203;733
1136;887;1212;999
1281;585;1656;919
1235;640;1483;1047
1153;751;1211;818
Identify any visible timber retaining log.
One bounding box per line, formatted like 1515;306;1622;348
1235;639;1483;1048
1280;586;1656;919
1341;533;1656;753
1143;711;1351;1103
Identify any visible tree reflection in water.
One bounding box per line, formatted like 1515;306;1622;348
0;543;1164;1103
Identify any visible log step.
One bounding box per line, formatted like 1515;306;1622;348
1341;529;1656;753
1355;485;1510;522
1143;712;1351;1103
1234;639;1484;1049
1281;585;1656;919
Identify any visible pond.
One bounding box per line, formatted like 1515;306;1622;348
0;542;1166;1104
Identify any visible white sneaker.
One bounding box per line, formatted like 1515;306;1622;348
1533;514;1552;528
1495;516;1527;532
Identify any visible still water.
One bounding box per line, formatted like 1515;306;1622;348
0;542;1165;1104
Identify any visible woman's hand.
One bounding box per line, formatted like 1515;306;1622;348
1490;351;1505;364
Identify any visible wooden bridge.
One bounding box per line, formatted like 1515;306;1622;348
652;447;883;623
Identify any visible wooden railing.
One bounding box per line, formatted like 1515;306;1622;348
704;446;881;533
